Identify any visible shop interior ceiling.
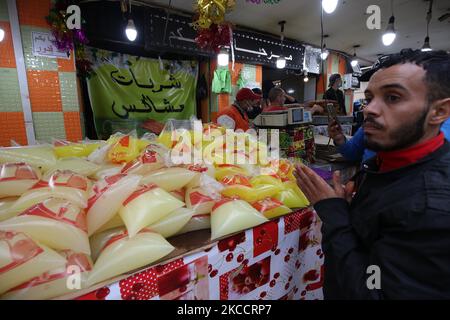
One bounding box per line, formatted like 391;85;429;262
137;0;450;65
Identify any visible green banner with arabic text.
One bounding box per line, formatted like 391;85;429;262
86;47;197;138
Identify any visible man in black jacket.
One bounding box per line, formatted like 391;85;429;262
295;49;450;299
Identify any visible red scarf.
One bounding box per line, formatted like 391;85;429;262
377;132;445;172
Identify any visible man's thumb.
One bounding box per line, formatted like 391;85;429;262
332;170;344;196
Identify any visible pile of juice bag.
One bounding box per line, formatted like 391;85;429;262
0;124;310;299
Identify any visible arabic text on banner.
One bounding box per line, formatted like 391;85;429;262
86;47;198;138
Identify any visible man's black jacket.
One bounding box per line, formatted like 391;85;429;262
314;141;450;299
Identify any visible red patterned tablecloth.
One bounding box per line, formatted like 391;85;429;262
76;208;323;300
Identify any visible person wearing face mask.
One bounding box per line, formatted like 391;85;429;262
216;88;262;131
323;74;347;115
245;88;266;120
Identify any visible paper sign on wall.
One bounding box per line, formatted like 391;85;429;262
32;31;70;59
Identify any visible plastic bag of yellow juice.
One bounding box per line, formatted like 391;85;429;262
185;186;216;215
0;231;66;295
107;134;140;164
252;198;292;219
53;141;102;159
87;229;174;286
214;164;249;181
93;213;124;234
250;175;285;189
12;171;91;212
0;198;90;254
170;188;186;202
0;163;41;198
211;198;268;240
185;164;215;189
45;158;100;177
89;227;123;262
120;143;167;176
0;145;57;172
0;198;20;222
175;214;211;235
220;175;282;203
87;174;141;236
1;250;93;300
119;184;184;237
90;164;124;180
274;181;310;209
147;207;194;238
141;167;196;192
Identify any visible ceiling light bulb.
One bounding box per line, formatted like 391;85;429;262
304;76;309;82
421;36;432;52
0;28;5;42
125;19;137;41
321;50;329;60
322;0;338;14
276;55;286;69
351;54;358;67
217;49;229;66
382;16;396;46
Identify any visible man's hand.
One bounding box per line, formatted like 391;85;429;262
310;104;324;115
294;164;355;205
328;119;346;146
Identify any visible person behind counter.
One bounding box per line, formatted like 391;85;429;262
264;87;324;114
246;88;267;120
295;49;450;299
216;88;261;131
324;73;347;115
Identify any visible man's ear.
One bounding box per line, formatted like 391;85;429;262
429;98;450;126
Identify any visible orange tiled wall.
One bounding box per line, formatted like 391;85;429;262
0;0;84;146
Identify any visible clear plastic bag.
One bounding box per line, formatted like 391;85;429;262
87;174;141;236
0;198;90;254
0;231;66;295
0;163;41;198
87;229;175;286
12;170;91;212
119;184;185;237
210;199;268;240
147;207;194;238
141;167;197;192
251;198;292;219
0;145;57;172
1;250;93;300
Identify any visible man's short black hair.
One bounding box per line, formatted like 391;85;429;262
360;49;450;104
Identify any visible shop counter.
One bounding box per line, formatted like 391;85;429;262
65;208;323;300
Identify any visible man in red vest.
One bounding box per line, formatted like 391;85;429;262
216;88;261;131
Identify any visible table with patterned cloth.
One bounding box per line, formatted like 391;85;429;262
71;208;324;301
